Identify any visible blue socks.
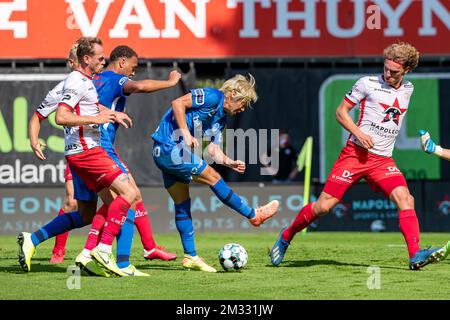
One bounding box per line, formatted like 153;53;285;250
175;199;196;256
31;211;84;246
116;209;135;269
210;178;255;219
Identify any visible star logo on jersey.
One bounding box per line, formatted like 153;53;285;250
379;98;407;125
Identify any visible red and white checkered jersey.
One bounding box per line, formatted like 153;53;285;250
35;80;64;119
58;70;100;156
344;75;414;157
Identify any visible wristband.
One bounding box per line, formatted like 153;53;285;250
435;145;443;157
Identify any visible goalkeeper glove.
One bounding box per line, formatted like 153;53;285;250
419;129;443;157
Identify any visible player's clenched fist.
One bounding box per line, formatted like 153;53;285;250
230;160;246;174
168;70;182;86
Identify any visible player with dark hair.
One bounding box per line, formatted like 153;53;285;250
270;42;450;270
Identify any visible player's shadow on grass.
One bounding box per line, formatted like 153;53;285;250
135;264;180;271
0;263;68;274
279;259;404;270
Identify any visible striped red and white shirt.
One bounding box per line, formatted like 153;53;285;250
344;75;414;157
58;70;100;156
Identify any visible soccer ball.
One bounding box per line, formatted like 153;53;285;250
218;243;248;271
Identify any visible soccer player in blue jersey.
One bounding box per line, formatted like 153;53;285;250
151;74;280;272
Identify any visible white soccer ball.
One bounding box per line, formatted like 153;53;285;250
218;243;248;272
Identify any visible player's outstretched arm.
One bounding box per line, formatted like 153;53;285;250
123;70;182;94
207;143;246;174
336;98;374;149
56;105;115;126
29;113;47;160
97;104;132;128
419;129;450;161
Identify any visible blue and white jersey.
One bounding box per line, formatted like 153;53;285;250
152;88;227;152
93;71;130;148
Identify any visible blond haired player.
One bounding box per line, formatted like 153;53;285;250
152;74;279;272
270;42;450;270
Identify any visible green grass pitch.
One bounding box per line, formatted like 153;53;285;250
1;232;450;300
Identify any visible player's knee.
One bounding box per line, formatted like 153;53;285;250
314;201;333;216
393;192;414;209
122;188;137;204
65;198;78;212
134;187;142;202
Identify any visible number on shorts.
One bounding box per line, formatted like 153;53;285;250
153;146;161;157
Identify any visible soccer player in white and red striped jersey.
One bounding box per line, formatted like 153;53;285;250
28;43;80;264
55;37;136;276
270;42;450;270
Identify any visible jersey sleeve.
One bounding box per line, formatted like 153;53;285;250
35;90;59;119
345;77;367;106
117;75;130;97
190;88;221;110
58;75;87;111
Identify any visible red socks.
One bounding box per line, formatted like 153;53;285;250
282;203;318;242
84;204;108;251
399;209;420;258
98;196;131;247
134;201;156;250
53;208;69;252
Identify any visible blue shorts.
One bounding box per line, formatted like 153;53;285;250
70;146;129;201
152;141;207;189
70;165;98;202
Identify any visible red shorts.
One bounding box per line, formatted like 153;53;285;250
65;162;73;182
323;142;408;200
65;147;124;193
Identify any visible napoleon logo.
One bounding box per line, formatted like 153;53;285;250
380;98;407;126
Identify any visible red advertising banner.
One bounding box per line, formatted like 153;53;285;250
1;0;450;59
